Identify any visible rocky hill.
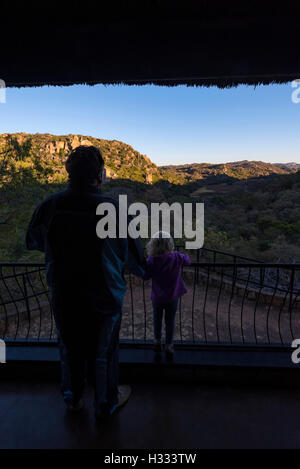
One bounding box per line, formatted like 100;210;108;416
0;132;165;186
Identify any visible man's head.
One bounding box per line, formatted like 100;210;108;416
65;145;104;187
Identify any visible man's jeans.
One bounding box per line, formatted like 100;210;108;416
57;311;121;416
152;299;178;344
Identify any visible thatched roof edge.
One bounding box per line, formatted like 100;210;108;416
6;75;299;89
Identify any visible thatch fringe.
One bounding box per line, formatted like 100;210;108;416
6;76;299;90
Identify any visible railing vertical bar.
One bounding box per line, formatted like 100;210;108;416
266;268;280;344
142;280;147;343
25;267;43;340
278;275;292;345
129;273;134;341
0;265;9;339
191;266;196;343
3;265;21;340
202;265;210;343
13;265;29;339
253;267;264;345
227;264;237;344
38;267;53;339
179;293;183;343
240;267;251;344
215;266;224;343
291;286;300;338
289;267;295;341
196;249;200;284
22;273;31;339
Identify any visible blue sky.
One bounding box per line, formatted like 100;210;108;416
0;83;299;166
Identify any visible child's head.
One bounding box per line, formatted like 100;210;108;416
146;231;174;257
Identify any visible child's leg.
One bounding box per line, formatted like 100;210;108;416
164;299;179;345
152;302;164;341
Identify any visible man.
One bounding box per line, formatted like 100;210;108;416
26;145;145;419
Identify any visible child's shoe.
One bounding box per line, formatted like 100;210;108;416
153;339;162;353
165;344;174;359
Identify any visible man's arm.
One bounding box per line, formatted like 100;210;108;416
26;199;54;252
125;234;146;278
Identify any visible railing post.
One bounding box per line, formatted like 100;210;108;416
260;267;265;287
22;274;31;321
289;266;295;313
233;255;236;283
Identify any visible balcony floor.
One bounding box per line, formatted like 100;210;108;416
1;376;300;449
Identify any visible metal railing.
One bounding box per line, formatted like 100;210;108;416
176;246;294;296
176;245;264;263
1;258;299;347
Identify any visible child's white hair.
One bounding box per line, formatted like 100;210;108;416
146;231;174;257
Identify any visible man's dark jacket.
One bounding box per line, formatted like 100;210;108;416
26;184;145;349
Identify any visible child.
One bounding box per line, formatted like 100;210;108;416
144;231;191;357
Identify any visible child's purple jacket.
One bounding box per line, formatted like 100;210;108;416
144;251;191;303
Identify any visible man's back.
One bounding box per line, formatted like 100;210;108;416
27;185;144;346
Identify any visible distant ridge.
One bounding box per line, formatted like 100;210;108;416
161;160;299;184
0;132;298;187
273;162;300;170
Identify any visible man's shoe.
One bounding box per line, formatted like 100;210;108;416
117;385;132;409
66;398;84;413
165;344;174;359
95;385;131;421
153;339;162;353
